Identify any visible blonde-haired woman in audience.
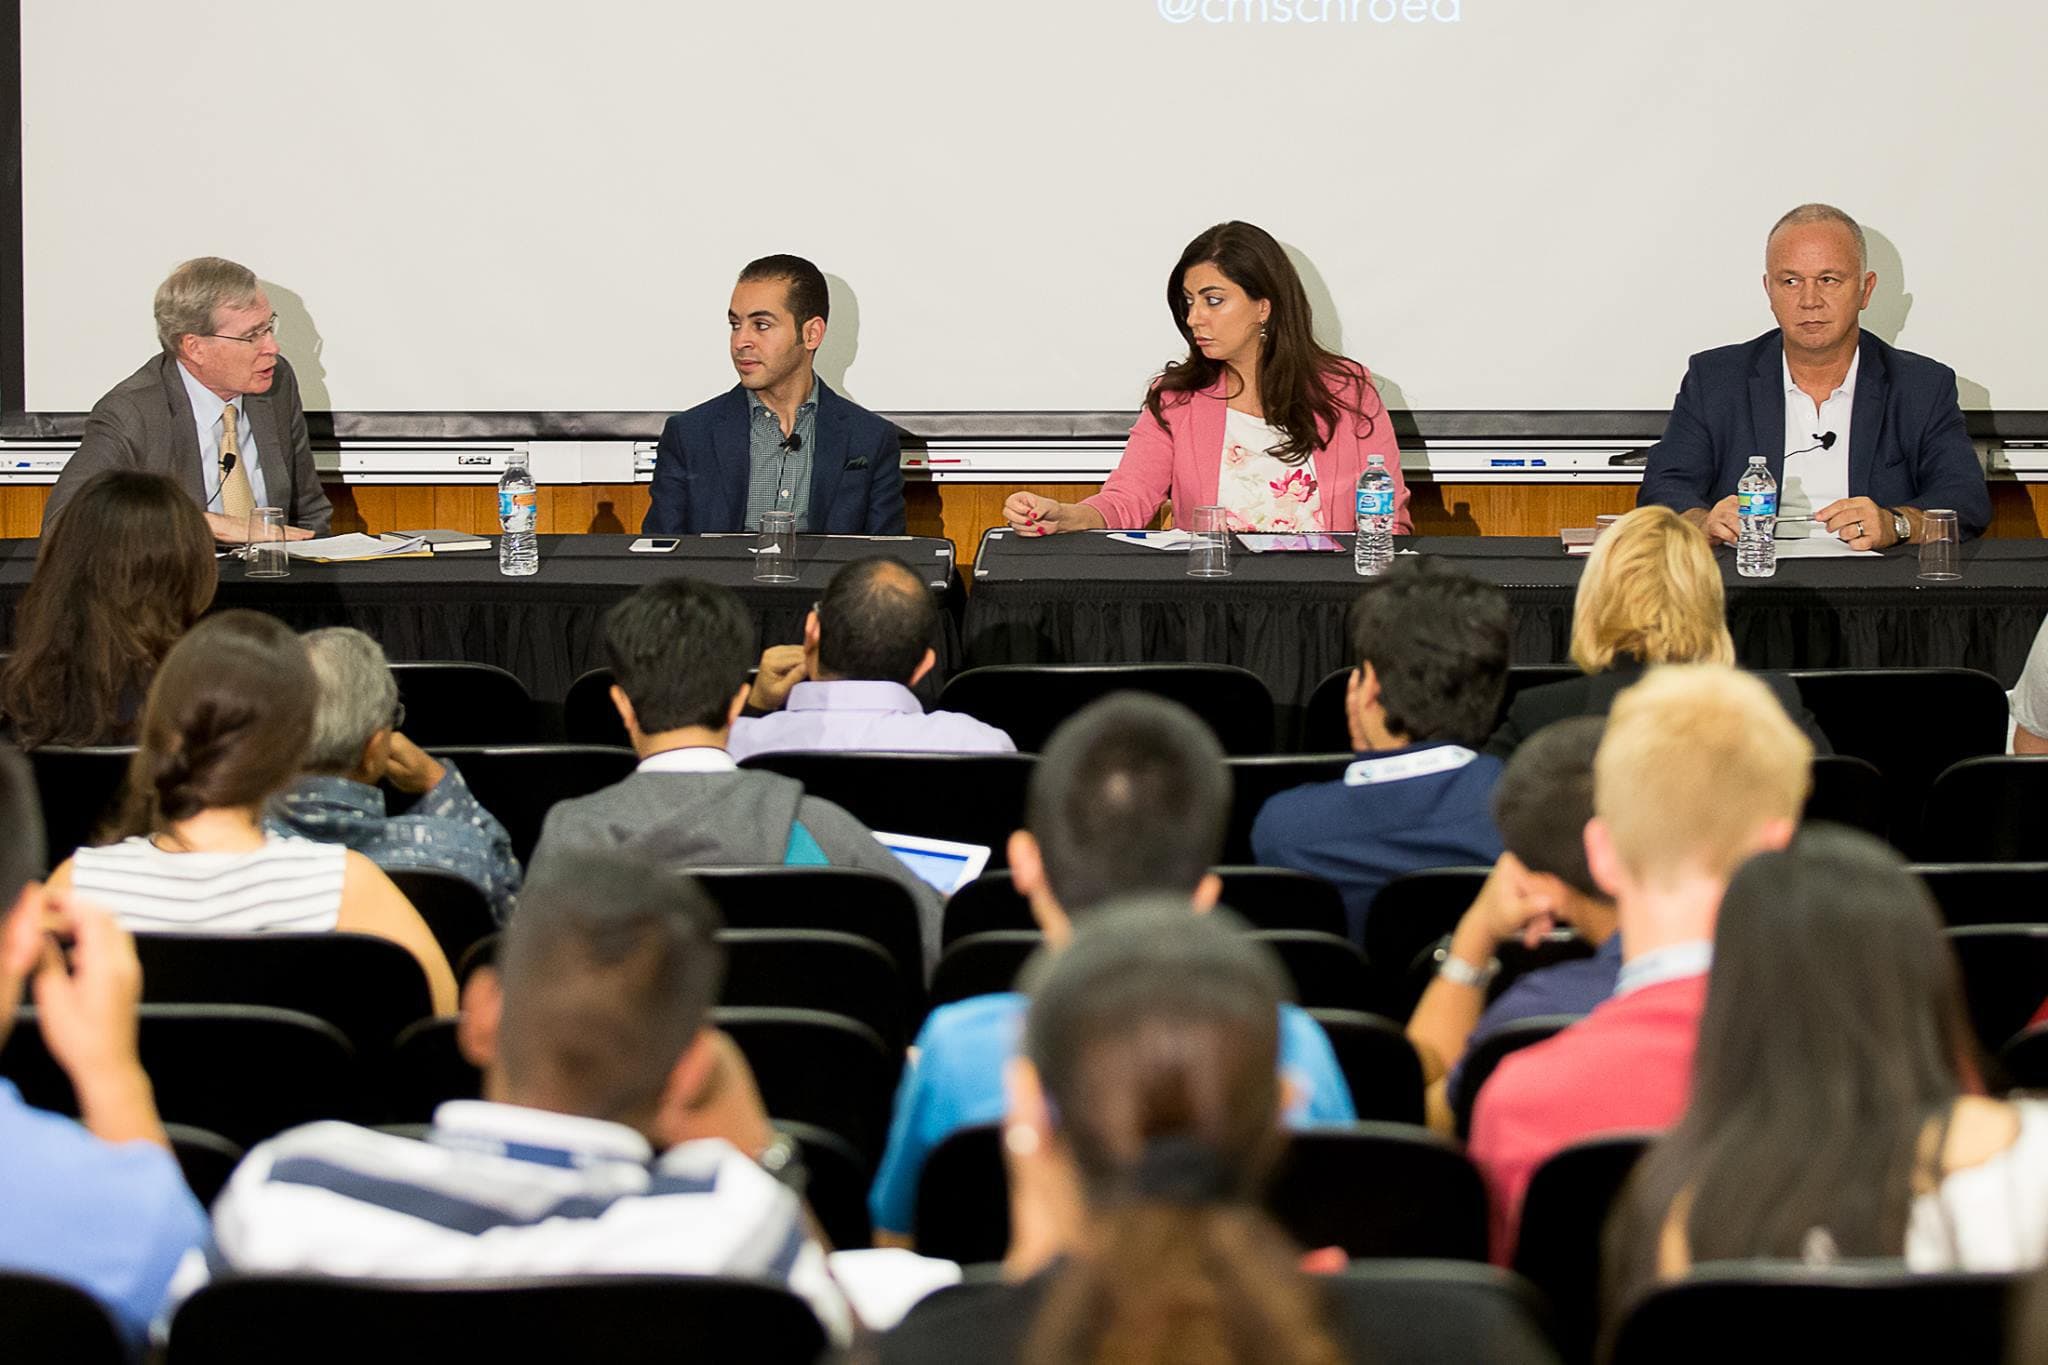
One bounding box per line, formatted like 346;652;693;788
1485;504;1828;756
1605;828;2048;1330
48;610;456;1014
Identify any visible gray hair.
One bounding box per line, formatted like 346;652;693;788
1767;203;1867;274
301;627;400;774
153;257;263;356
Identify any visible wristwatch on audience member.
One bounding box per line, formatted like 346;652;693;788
1889;508;1912;545
1434;946;1500;989
756;1130;810;1196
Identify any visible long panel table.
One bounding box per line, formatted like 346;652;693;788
0;534;963;703
964;532;2048;715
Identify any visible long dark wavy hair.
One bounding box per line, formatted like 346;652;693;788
1020;904;1346;1365
1;471;217;748
1604;827;1979;1324
1146;221;1379;466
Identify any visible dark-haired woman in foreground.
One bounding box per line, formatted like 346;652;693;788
1606;828;2048;1324
0;469;216;747
1003;221;1409;536
49;610;456;1014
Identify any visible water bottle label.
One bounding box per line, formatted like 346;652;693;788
1356;489;1396;518
499;490;537;533
1738;490;1776;518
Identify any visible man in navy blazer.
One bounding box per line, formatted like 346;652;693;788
643;255;905;537
1639;204;1988;546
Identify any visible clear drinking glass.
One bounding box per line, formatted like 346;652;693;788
245;506;290;578
1186;505;1232;578
1918;509;1960;581
754;510;798;583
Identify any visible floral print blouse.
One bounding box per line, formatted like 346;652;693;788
1216;407;1323;533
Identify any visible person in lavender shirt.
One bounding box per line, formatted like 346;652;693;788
729;557;1014;760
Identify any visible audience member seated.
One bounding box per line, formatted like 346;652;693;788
2011;611;2048;754
1468;665;1810;1262
48;611;457;1015
267;628;522;921
525;578;941;948
0;744;205;1346
1606;826;2048;1323
1485;505;1828;757
172;852;852;1342
1253;565;1511;943
729;556;1013;760
1406;717;1620;1132
0;469;216;748
868;695;1355;1246
878;907;1400;1364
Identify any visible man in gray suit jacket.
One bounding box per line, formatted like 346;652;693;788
526;577;944;965
44;257;331;538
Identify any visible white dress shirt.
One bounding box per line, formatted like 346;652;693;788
176;361;270;512
1778;350;1858;530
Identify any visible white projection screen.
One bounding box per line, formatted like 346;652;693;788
19;1;2048;416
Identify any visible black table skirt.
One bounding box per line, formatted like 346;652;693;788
0;534;964;703
965;532;2048;712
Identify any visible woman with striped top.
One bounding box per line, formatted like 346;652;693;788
49;611;457;1015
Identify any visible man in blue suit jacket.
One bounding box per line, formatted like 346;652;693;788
1639;204;1989;545
644;255;905;536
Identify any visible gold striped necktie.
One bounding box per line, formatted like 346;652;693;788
219;405;255;522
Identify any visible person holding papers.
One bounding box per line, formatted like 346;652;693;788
1637;203;1989;546
1003;221;1409;536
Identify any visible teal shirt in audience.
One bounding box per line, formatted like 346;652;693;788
868;992;1357;1235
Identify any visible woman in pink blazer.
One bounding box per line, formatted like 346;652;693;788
1004;221;1411;536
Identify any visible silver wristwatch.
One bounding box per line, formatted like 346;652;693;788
1435;948;1500;989
1890;508;1912;544
756;1130;809;1195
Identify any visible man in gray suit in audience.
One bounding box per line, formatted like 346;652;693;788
44;256;330;540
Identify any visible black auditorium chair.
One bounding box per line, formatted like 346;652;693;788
386;869;499;967
1268;1123;1490;1261
0;1271;128;1365
133;931;433;1059
718;928;910;1053
423;745;638;865
1910;862;2048;928
1512;1132;1653;1365
928;931;1044;1010
1788;667;2007;844
1452;1014;1582;1140
738;751;1035;865
1222;755;1351;862
2000;1021;2048;1092
691;867;928;1018
1253;930;1374;1013
1363;866;1492;1019
1305;1008;1424;1125
0;1004;362;1148
166;1275;830;1365
167;1124;247;1208
26;745;133;870
386;1016;481;1124
1945;925;2048;1056
1215;866;1349;937
1303;663;1580;754
940;872;1035;947
936;662;1277;755
1607;1265;2017;1365
1802;754;1887;838
388;662;536;746
914;1124;1009;1263
717;1006;897;1164
562;667;629;748
775;1120;873;1252
1920;756;2048;862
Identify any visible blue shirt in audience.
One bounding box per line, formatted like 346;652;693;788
869;991;1357;1235
1447;932;1623;1097
0;1079;206;1346
1251;741;1505;943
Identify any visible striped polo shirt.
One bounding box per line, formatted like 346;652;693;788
68;835;348;934
174;1102;850;1342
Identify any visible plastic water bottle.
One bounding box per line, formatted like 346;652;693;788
1736;454;1777;578
1354;454;1396;576
497;451;538;577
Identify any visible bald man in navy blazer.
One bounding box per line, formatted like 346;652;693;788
1639;204;1989;546
643;255;904;537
